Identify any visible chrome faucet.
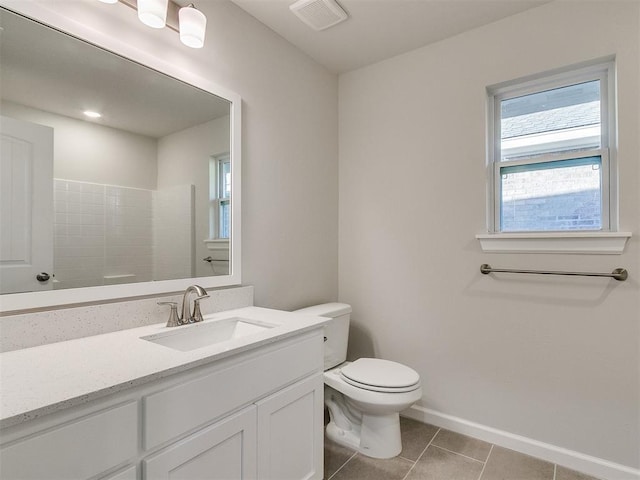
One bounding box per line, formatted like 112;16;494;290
181;285;209;323
157;285;209;327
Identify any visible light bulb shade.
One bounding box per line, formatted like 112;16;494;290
179;6;207;48
137;0;168;29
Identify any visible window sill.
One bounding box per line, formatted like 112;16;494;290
203;239;229;260
476;232;632;254
204;238;229;246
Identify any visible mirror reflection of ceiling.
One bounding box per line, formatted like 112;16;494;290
0;9;230;138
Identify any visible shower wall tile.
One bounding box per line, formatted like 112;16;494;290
52;181;194;290
104;185;154;283
54;179;105;290
53;180;155;288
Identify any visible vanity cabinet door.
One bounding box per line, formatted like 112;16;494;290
256;374;324;480
100;465;137;480
143;405;257;480
0;401;138;480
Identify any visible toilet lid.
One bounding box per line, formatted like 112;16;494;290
340;358;420;392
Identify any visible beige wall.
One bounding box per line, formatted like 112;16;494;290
183;0;340;309
339;0;639;469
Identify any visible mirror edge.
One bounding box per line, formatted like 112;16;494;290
0;1;242;313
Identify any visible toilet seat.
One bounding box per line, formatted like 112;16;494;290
339;358;420;393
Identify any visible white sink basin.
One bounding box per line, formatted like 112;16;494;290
141;317;277;352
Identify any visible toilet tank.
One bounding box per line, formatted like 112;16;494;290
294;303;352;370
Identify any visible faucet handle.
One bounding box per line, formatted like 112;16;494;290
158;301;181;327
192;299;205;323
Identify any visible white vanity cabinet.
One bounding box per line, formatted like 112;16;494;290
256;374;324;480
0;402;139;480
0;328;325;480
143;375;324;480
103;466;138;480
141;331;325;480
144;405;258;479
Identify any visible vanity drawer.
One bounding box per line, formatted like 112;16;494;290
143;332;323;450
0;401;138;480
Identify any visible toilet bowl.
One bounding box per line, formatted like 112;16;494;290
294;303;422;459
324;359;422;458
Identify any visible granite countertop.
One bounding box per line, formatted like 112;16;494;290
0;307;328;429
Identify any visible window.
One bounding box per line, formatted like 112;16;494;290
487;61;616;233
209;154;231;239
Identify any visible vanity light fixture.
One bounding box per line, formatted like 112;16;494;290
137;0;169;29
178;4;207;49
98;0;207;48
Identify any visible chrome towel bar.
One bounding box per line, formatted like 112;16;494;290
480;264;628;281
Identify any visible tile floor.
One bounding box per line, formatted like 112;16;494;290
324;417;600;480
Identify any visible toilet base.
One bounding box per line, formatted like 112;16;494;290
323;364;422;460
325;412;402;459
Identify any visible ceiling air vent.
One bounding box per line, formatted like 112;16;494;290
289;0;348;31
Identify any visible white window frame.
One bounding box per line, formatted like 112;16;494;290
209;153;230;240
478;59;631;254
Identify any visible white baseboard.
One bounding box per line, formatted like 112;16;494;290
402;405;640;480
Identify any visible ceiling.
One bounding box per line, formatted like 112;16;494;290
229;0;551;74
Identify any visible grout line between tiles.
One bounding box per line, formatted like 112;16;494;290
327;450;358;480
400;427;441;480
477;444;494;480
430;444;487;464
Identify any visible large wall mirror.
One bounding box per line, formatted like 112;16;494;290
0;5;241;312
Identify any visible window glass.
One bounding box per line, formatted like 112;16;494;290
219;158;231;198
217;157;231;239
219;201;230;239
500;80;601;161
500;157;602;231
209;154;231;239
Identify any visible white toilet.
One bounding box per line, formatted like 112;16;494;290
295;303;422;459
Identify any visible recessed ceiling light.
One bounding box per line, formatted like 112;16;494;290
84;110;102;118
